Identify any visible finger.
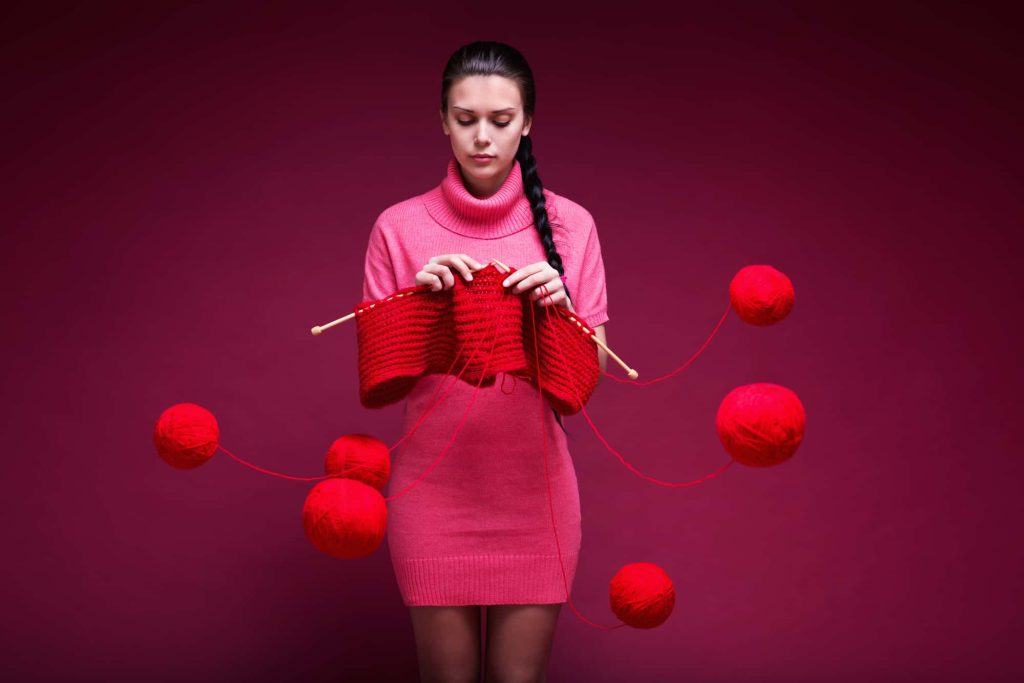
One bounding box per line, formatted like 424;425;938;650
424;263;455;289
459;254;487;271
501;263;546;289
448;255;475;281
513;271;560;295
531;282;560;301
539;289;565;306
536;284;564;306
417;273;443;291
532;282;550;303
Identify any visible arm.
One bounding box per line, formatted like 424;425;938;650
362;215;399;302
591;324;608;375
562;298;608;376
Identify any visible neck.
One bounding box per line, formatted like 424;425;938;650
420;154;536;238
458;162;512;198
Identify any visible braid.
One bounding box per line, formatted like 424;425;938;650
516;135;573;307
516;135;573;436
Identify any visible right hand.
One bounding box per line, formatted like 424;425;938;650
415;254;487;292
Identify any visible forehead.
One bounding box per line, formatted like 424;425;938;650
449;75;522;112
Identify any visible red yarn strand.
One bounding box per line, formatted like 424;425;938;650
383;304;503;503
599;301;732;386
533;285;625;631
210;331;484;483
545;300;736;488
384;329;483;458
215;444;329;481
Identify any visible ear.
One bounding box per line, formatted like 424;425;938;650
522;115;532;137
440;108;450;136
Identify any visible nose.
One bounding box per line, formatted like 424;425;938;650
474;122;491;146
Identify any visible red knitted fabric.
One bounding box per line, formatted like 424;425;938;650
355;264;599;414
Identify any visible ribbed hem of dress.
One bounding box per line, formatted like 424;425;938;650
392;552;580;606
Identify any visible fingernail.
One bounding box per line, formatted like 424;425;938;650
502;280;509;287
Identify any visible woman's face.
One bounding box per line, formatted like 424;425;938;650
440;75;532;197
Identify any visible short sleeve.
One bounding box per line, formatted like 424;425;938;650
572;214;609;327
361;214;399;302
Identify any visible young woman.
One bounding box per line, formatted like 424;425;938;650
361;41;610;682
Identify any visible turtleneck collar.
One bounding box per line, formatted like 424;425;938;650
421;155;536;238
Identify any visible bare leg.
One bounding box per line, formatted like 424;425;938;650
484;603;562;683
408;606;483;683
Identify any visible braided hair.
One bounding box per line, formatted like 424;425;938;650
440;41;575;435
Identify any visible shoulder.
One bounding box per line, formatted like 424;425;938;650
369;184;438;239
374;192;429;228
543;188;599;256
545;188;596;227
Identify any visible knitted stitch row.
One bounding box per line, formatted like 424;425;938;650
355;264;599;414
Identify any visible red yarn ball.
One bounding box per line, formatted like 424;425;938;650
716;383;806;466
729;264;795;325
302;478;387;559
609;562;676;629
153;402;220;469
324;434;391;490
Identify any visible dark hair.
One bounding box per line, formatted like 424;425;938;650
440;40;575;435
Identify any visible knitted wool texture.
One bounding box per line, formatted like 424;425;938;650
354;263;600;415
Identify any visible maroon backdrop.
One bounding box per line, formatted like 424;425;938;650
2;2;1021;681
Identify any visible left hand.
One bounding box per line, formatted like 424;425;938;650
501;261;569;308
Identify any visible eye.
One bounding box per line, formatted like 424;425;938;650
456;119;512;128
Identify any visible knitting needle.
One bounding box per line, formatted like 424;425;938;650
312;261;499;335
311;313;354;336
311;260;634;385
592;336;639;380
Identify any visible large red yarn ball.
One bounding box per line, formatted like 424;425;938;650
729;264;795;325
324;434;391;491
302;478;387;559
716;383;806;466
153;402;220;469
609;562;676;629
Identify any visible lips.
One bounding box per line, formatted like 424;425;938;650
472;154;494;159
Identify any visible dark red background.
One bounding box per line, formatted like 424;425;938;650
2;2;1021;681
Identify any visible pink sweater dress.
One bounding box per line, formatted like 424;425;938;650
361;155;609;606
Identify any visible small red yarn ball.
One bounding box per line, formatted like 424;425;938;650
324;434;391;491
716;383;806;466
153;402;220;469
302;478;387;559
609;562;676;629
729;264;795;325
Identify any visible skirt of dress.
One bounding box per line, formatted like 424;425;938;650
385;371;582;606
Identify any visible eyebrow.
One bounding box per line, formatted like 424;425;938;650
453;106;517;114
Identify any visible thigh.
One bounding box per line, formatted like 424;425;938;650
409;605;483;683
484;603;562;683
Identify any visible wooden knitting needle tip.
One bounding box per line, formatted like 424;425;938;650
588;331;638;380
311;311;355;336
